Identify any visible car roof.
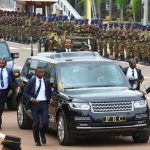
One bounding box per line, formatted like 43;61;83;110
37;51;102;60
0;39;7;43
30;52;113;64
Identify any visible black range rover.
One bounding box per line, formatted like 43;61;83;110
16;52;150;145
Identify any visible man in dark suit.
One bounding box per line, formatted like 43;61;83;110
57;38;78;52
123;58;144;90
23;66;52;146
0;58;18;129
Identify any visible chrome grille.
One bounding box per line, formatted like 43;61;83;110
91;101;133;112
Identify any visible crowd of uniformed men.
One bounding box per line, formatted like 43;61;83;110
0;10;150;65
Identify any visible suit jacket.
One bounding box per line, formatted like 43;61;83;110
23;76;52;109
56;48;78;53
123;67;144;90
3;68;18;92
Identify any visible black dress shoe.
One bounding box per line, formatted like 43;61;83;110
41;135;46;145
36;142;41;146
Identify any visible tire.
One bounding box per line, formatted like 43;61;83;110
6;93;17;110
57;112;74;145
132;133;149;143
17;100;32;129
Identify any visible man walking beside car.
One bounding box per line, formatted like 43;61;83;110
123;58;144;90
23;66;52;146
0;58;18;129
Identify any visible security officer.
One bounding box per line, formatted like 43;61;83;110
23;66;52;146
0;58;19;129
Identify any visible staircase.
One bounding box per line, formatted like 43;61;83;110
53;0;82;19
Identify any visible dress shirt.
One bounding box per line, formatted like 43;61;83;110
35;77;46;101
65;48;71;52
126;67;138;89
0;68;8;89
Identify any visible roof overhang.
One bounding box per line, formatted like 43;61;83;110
16;0;58;4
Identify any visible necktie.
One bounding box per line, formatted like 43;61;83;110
34;79;41;98
0;69;4;87
132;69;134;77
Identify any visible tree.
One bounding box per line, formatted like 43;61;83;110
131;0;141;22
109;0;117;20
95;0;106;18
117;0;126;21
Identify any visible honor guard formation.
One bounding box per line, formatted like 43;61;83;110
0;10;150;65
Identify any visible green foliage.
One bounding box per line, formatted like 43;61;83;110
78;0;85;7
131;0;141;13
117;0;126;8
95;0;105;5
78;0;105;7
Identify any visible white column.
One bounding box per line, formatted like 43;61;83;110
143;0;148;25
45;5;48;17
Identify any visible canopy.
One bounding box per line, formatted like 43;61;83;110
16;0;58;4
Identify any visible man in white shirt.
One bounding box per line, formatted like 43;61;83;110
23;67;52;146
123;58;144;90
0;58;18;129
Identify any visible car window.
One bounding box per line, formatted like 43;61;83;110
43;63;56;85
0;42;10;59
50;66;56;85
57;62;128;89
21;59;31;76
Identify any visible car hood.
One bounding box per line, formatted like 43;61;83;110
61;87;143;102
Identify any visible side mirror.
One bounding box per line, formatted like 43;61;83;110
13;71;20;78
11;53;19;59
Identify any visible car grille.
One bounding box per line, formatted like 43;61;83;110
91;101;133;112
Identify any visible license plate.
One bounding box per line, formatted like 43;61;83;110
103;116;126;123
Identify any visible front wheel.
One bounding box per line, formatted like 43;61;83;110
132;132;149;143
17;100;32;129
57;112;74;145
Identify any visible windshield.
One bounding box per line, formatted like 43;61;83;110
57;62;128;90
0;43;11;59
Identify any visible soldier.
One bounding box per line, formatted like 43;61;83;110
24;14;31;44
47;25;63;51
127;7;134;22
103;24;108;57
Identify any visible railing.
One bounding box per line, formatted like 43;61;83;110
54;0;82;19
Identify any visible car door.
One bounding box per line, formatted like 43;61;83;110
44;64;58;130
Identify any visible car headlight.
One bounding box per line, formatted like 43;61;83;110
134;100;147;108
69;102;90;110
